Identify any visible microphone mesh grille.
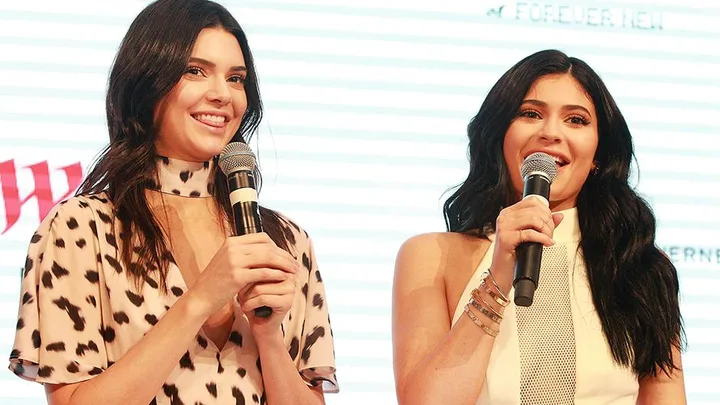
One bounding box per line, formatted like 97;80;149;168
218;142;257;175
520;152;558;183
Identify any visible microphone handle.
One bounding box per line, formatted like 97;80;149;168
229;174;273;318
513;242;543;306
512;173;551;307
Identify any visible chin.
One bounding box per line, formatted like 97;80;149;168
193;138;231;159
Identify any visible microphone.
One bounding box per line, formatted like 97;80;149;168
218;142;272;318
513;152;558;307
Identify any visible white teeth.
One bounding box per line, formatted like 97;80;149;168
194;114;226;124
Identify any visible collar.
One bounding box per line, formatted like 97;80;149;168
148;156;215;198
552;206;580;244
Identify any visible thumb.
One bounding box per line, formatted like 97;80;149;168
552;212;564;227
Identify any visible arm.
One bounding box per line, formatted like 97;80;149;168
393;200;562;405
637;345;686;405
42;230;295;405
255;330;325;405
46;290;211;405
392;233;506;405
239;232;336;405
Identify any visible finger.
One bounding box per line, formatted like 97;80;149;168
552;212;564;227
227;232;275;244
516;229;555;247
520;194;549;207
239;248;299;274
242;294;291;313
510;194;550;210
508;212;554;237
242;278;295;301
235;268;289;289
238;283;295;302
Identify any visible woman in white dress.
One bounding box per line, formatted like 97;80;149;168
392;49;685;405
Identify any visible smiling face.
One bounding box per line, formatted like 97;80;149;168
154;27;248;162
503;73;599;211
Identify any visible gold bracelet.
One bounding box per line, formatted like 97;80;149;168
464;304;499;337
480;272;510;307
486;269;510;302
471;287;503;320
469;297;503;324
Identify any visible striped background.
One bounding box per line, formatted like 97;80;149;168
1;0;719;403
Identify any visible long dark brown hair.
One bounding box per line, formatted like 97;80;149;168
443;49;684;378
77;0;296;291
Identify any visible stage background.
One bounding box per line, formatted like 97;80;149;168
1;0;719;403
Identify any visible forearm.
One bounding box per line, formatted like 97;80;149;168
256;331;324;405
56;292;209;405
400;315;500;405
400;271;510;405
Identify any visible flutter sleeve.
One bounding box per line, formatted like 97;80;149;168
296;234;339;393
9;196;110;384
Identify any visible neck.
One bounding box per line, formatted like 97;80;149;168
549;199;577;212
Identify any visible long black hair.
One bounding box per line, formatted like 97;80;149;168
443;49;684;378
77;0;296;291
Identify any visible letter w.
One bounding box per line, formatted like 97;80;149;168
0;160;83;234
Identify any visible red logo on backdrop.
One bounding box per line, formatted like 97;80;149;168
0;160;84;234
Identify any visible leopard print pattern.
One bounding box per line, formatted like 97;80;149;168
8;157;338;404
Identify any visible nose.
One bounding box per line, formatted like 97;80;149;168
206;77;231;105
538;117;563;143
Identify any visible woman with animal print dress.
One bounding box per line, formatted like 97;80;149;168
392;50;685;405
8;1;337;404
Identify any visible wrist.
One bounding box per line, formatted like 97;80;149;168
253;328;285;352
179;288;213;323
488;266;513;295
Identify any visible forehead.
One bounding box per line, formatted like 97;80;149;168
524;74;594;112
190;28;245;63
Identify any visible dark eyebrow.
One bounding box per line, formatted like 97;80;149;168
188;57;247;73
522;99;591;116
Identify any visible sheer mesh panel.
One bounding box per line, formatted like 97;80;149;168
516;245;576;404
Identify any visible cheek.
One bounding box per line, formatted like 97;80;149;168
234;93;248;116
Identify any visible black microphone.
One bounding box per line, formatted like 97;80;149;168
513;152;558;307
218;142;272;318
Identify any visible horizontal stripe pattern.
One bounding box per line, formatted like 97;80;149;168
1;1;719;404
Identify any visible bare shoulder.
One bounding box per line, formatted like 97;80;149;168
392;230;492;391
395;232;490;315
396;231;489;277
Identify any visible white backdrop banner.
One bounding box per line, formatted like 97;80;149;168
1;1;719;404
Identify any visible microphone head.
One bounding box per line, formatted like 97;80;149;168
520;152;558;183
218;142;257;176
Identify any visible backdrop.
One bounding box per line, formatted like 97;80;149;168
1;0;719;404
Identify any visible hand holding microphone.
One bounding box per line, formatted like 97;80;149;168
511;152;560;306
490;152;562;306
218;142;285;318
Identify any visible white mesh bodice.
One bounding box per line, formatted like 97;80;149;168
516;245;576;404
451;207;638;405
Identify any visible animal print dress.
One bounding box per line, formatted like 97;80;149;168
8;157;338;404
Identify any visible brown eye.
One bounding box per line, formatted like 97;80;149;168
568;116;590;125
519;110;541;119
185;66;203;76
